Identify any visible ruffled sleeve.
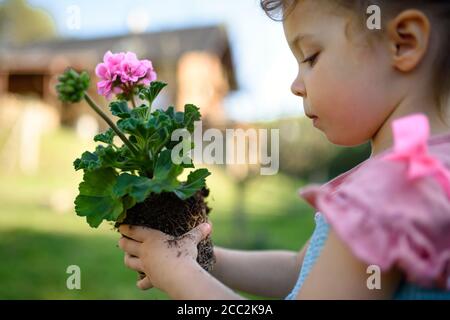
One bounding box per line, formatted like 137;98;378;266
299;114;450;290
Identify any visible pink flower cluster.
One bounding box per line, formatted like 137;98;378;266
95;51;157;99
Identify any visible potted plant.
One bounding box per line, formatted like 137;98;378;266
56;51;215;275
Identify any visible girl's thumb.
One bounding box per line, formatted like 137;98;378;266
190;223;212;243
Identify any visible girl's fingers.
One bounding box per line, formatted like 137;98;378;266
118;236;141;257
124;253;144;272
137;276;154;290
119;224;160;242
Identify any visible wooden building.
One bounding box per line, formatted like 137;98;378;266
0;25;237;128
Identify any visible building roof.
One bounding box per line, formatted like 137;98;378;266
0;24;237;90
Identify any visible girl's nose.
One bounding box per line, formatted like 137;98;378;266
290;75;306;98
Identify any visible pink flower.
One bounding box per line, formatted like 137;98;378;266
95;51;157;99
95;51;123;98
140;59;157;86
119;52;145;83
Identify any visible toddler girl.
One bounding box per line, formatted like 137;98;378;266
118;0;450;299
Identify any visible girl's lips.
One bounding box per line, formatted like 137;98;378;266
305;113;319;126
305;112;317;119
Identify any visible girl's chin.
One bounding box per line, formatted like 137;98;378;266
324;131;366;147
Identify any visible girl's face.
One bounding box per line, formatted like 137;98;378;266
284;1;397;146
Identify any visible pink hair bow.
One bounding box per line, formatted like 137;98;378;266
382;114;450;199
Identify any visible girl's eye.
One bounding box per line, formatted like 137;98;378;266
301;52;319;66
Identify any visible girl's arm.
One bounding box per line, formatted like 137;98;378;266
297;230;402;299
118;224;310;300
210;243;309;299
164;259;245;300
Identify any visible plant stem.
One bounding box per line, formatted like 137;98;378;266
130;95;137;108
149;101;153;114
84;93;139;156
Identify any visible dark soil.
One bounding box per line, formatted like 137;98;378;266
115;187;216;276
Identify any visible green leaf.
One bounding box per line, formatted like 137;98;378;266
183;104;201;132
94;128;115;144
117;117;153;140
164;106;175;118
122;195;137;212
174;168;210;200
74;145;125;172
95;145;119;168
113;172;178;204
149;109;172;128
130;105;149;120
139;81;167;105
163;106;184;127
113;173;154;202
75;168;123;228
110;101;131;118
129;135;138;144
174;111;185;125
73;151;100;171
153;149;183;182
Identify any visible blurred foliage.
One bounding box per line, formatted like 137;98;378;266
0;0;56;46
261;117;371;183
327;142;371;180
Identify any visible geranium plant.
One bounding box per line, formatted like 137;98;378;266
56;51;215;272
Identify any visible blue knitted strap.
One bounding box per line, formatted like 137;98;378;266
285;213;329;300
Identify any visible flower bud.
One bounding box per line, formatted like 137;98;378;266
56;69;90;103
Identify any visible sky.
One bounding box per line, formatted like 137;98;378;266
24;0;304;122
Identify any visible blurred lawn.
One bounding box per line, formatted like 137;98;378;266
0;128;315;299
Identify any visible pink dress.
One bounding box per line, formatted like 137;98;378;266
287;114;450;298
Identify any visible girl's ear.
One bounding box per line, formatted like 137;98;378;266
386;9;431;72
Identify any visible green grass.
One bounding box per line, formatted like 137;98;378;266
0;128;315;299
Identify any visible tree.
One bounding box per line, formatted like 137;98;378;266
0;0;57;46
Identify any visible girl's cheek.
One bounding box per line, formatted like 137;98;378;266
306;50;393;145
308;67;349;116
308;70;372;142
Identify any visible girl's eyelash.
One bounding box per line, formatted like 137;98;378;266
301;52;319;66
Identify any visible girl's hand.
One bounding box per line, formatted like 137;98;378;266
118;222;212;291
